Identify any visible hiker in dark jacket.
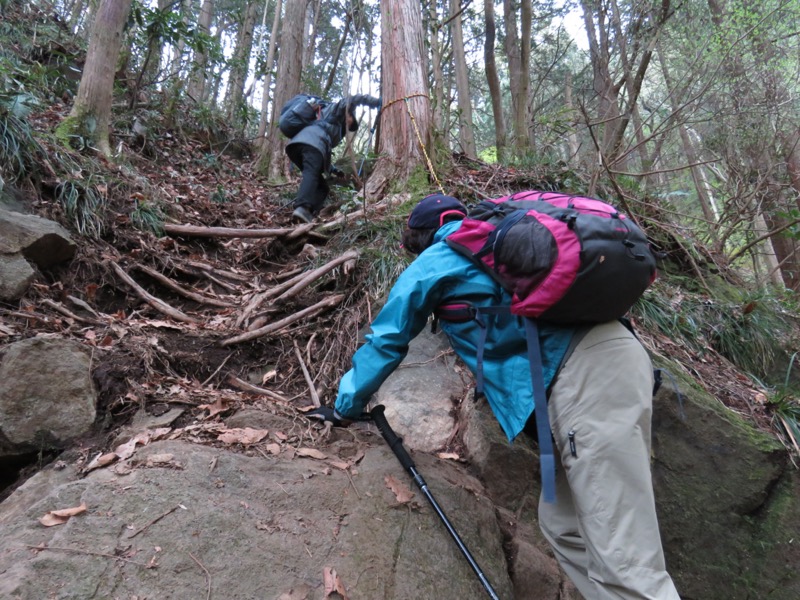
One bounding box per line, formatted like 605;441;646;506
286;94;381;223
309;194;681;599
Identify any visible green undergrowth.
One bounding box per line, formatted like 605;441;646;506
635;275;800;453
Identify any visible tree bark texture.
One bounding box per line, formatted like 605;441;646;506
226;0;260;123
67;0;133;156
188;0;215;101
257;0;283;141
450;0;476;158
261;0;307;178
367;0;433;197
502;0;523;151
483;0;506;161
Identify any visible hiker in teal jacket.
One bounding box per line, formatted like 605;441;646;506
334;219;572;441
310;194;681;600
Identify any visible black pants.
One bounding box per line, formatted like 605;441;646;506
293;145;329;214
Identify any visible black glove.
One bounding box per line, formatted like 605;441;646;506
306;406;345;426
330;166;345;177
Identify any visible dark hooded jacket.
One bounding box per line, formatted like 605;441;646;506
286;94;380;172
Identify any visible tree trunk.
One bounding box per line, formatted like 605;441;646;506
257;0;283;142
427;2;445;129
449;0;476;157
302;0;322;73
226;1;260;123
366;0;432;198
188;0;215;102
62;0;133;157
168;0;190;82
776;129;800;290
258;0;307;178
518;0;532;150
502;0;523;152
322;11;351;96
139;0;171;92
484;0;506;162
564;72;580;163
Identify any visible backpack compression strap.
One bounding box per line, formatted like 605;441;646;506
523;317;557;503
435;303;558;503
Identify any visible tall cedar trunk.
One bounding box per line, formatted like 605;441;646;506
366;0;432;198
259;0;307;178
257;0;283;141
303;0;322;74
428;3;445;129
188;0;215;101
484;0;506;161
518;0;532;150
450;0;476;157
227;1;260;123
65;0;133;156
502;0;523;151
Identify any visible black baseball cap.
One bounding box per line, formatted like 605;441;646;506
407;194;467;229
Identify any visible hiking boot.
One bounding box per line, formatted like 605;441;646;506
292;206;314;223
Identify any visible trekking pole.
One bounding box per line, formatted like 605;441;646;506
357;106;381;179
370;404;501;600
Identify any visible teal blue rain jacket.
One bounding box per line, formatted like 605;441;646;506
334;221;574;442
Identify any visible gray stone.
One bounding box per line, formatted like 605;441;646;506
372;328;466;453
0;253;35;301
0;439;515;600
0;207;75;268
0;337;97;455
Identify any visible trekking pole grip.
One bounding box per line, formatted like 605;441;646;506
370;405;416;473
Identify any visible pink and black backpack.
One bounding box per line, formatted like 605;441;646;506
438;190;658;503
444;190;657;323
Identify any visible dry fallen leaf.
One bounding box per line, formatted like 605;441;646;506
217;427;269;446
384;475;415;504
437;452;460;461
39;503;88;527
323;566;348;599
327;460;351;471
198;397;230;419
296;448;327;460
84;452;118;472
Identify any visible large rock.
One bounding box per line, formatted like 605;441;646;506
0;337;97;457
0;208;76;301
372;328;467;452
0;435;515;600
651;366;800;599
0;207;76;268
459;358;800;599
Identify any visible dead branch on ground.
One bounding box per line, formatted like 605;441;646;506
134;264;234;308
220;294;345;346
110;262;199;325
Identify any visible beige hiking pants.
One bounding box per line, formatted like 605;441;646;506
540;321;681;599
